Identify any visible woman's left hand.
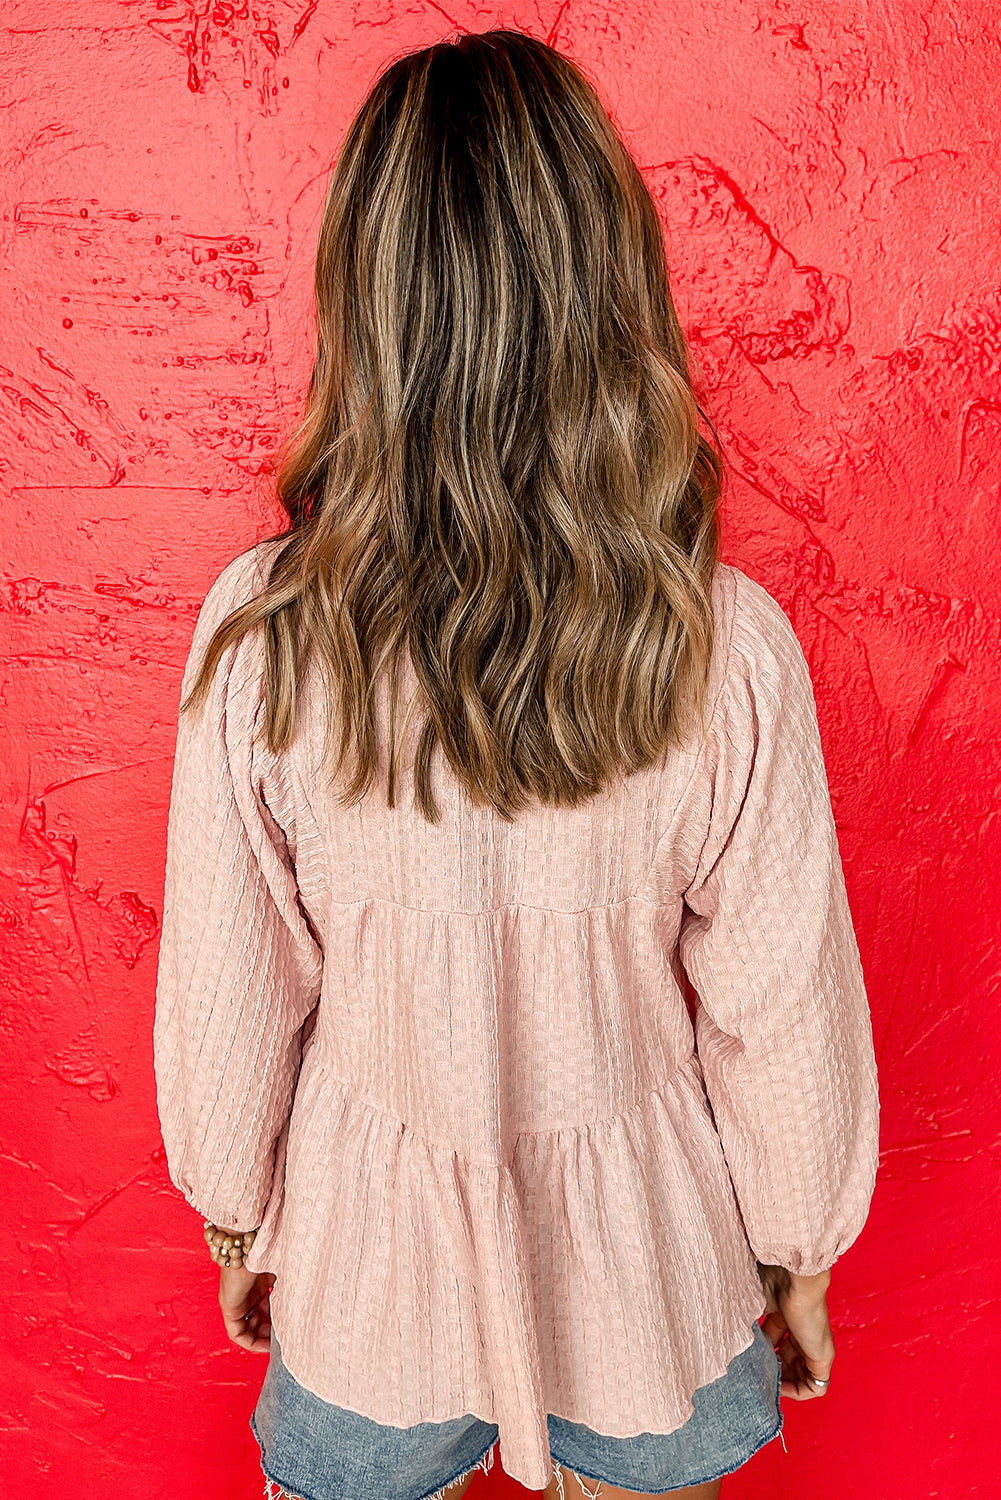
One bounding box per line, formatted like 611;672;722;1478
218;1264;276;1352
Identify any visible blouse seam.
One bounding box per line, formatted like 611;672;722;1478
319;889;678;916
306;1055;694;1160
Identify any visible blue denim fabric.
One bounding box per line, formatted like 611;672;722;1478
250;1321;783;1500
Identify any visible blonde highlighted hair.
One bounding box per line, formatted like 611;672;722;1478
181;28;724;823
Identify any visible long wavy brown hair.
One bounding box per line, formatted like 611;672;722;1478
181;28;724;823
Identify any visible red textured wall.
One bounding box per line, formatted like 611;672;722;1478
3;7;999;1499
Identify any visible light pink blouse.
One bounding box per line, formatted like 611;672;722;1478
153;538;879;1491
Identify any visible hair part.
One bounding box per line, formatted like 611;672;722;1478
181;28;724;824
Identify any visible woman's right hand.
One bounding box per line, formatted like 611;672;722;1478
757;1262;836;1400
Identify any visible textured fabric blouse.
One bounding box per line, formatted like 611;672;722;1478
153;538;879;1491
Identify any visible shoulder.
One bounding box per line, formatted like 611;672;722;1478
195;536;284;631
181;537;286;696
709;563;817;725
715;563;810;676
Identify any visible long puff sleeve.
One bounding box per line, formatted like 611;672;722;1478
678;573;879;1276
153;546;324;1233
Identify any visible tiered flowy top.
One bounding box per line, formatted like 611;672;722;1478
153;539;879;1491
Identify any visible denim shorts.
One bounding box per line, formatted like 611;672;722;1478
250;1320;783;1499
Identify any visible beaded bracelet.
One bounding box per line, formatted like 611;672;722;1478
203;1219;258;1268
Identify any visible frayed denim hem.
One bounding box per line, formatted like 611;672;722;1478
549;1416;783;1496
257;1432;499;1500
547;1341;787;1496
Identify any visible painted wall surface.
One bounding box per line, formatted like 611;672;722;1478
2;4;999;1498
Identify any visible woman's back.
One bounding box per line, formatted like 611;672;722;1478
154;536;878;1491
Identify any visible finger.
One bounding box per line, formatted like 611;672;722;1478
775;1332;801;1379
782;1375;829;1400
219;1272;270;1319
229;1329;272;1353
224;1310;272;1353
234;1327;272;1353
251;1300;273;1334
218;1270;275;1352
801;1362;833;1394
759;1313;788;1351
781;1350;833;1400
779;1361;822;1400
244;1304;272;1343
774;1337;816;1400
